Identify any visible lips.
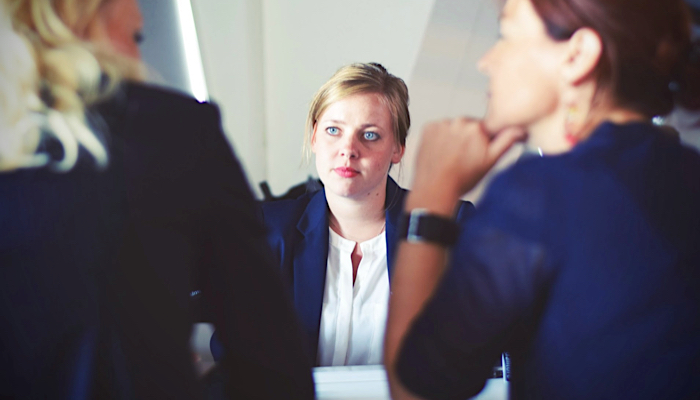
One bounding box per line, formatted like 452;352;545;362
334;167;359;178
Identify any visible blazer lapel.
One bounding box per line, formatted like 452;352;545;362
385;178;406;281
293;189;329;362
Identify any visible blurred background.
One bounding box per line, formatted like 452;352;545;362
138;0;700;201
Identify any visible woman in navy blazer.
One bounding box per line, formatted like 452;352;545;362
262;176;473;365
214;63;474;366
384;0;700;399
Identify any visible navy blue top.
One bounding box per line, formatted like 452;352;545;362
0;83;314;400
397;122;700;400
260;178;475;364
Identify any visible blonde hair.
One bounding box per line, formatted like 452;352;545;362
303;62;410;161
0;0;143;172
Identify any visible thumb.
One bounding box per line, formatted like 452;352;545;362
486;127;526;163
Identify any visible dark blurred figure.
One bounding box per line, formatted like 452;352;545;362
384;0;700;399
0;0;314;399
259;176;323;202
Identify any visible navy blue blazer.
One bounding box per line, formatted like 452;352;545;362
261;177;475;364
397;122;700;399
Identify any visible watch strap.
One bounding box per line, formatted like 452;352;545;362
398;208;459;247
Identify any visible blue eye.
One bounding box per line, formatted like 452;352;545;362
326;127;339;135
363;131;379;141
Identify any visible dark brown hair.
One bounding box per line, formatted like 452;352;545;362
531;0;700;116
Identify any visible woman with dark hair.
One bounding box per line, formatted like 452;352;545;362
384;0;700;399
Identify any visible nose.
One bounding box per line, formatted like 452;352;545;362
339;134;359;159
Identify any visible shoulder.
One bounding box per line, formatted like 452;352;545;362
385;178;475;224
95;82;221;138
489;157;549;195
261;191;319;236
466;158;551;239
98;82;229;160
123;82;218;115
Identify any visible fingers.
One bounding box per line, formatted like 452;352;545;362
413;117;524;197
486;127;526;163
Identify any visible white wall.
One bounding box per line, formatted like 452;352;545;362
138;0;190;95
147;1;699;203
188;0;435;197
161;0;510;199
191;0;267;193
397;0;523;203
260;0;436;195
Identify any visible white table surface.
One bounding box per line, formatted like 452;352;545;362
192;324;508;399
313;365;507;400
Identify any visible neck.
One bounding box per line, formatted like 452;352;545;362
529;92;648;155
528;109;569;154
326;184;387;243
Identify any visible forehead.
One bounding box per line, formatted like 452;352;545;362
319;93;392;124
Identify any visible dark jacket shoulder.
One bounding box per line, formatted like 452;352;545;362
93;82;222;142
261;191;319;236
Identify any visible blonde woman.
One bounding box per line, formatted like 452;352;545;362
0;0;313;398
254;63;473;366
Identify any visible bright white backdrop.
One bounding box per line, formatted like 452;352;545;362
141;0;700;201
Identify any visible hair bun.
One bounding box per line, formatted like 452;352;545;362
368;62;387;73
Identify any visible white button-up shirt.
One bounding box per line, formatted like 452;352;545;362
316;228;390;366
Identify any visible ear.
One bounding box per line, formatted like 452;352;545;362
391;143;405;164
561;27;603;85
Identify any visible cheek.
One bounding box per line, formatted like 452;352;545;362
311;136;334;159
366;147;397;171
509;74;558;114
486;48;560;129
105;24;140;58
313;141;334;171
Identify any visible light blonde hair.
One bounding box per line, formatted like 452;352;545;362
303;62;410;162
0;0;143;172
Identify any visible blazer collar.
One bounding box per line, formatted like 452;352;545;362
296;188;329;235
297;178;404;236
293;189;330;363
297;178;406;274
384;177;405;279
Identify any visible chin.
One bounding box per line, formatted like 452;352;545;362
483;113;528;136
482;114;505;134
324;180;358;198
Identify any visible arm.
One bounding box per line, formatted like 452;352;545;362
384;119;523;399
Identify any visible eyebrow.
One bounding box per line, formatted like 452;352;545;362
320;119;383;130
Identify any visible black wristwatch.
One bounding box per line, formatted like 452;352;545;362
398;208;459;247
